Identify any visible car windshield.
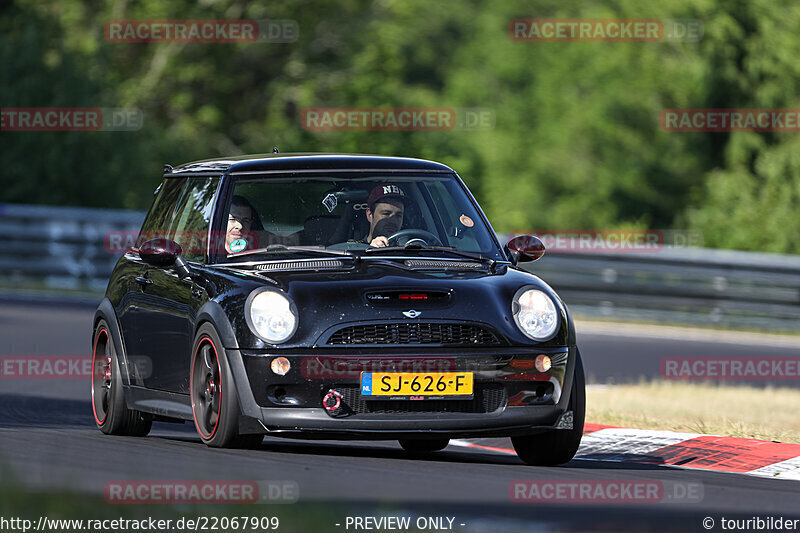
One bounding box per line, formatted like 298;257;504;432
220;174;504;261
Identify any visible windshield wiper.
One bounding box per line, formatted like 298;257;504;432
228;245;359;260
363;244;496;270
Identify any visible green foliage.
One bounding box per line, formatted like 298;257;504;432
1;0;798;252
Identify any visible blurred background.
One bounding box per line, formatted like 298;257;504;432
1;0;799;331
3;0;800;247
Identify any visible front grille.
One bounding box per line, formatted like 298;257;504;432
335;384;506;415
326;323;501;345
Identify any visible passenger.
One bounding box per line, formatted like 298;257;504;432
225;195;258;253
225;195;290;253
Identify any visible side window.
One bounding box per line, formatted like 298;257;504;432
167;177;220;262
136;177;187;247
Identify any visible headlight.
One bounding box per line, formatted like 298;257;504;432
246;289;298;344
513;288;559;341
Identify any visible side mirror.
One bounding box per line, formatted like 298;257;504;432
505;235;545;265
139;238;192;278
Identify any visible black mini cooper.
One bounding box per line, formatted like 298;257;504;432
92;153;585;466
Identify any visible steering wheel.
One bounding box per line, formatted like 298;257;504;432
386;229;443;247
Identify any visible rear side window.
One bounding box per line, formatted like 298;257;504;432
166;177;220;262
136;177;187;246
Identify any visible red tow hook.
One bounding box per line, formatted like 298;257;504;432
322;389;342;412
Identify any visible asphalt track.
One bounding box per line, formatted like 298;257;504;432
1;298;799;532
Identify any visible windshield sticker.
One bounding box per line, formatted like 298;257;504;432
229;238;248;253
322;193;338;213
459;214;474;227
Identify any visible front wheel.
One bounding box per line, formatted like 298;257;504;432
190;323;263;448
511;349;586;466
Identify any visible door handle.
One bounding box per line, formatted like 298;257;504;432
135;276;153;286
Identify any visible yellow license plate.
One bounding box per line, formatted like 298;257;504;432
360;372;473;397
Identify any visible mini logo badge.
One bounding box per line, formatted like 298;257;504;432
402;309;421;318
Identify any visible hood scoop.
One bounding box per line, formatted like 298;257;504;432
404;259;485;270
255;259;348;272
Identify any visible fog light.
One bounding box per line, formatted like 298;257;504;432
270;357;291;375
534;354;551;373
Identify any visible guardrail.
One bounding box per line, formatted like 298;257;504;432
1;203;798;332
517;245;800;333
0;203;144;293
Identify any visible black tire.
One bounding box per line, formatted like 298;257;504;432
398;438;450;453
91;320;152;437
511;349;586;466
190;323;263;448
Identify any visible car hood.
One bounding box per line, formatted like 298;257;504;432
205;259;573;349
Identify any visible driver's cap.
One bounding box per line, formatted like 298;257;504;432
368;184;405;211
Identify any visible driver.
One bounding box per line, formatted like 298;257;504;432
362;184;406;247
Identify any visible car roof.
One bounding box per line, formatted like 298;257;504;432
166;153;455;176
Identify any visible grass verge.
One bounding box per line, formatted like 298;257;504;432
587;381;800;444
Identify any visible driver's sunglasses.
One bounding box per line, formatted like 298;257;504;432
228;214;253;226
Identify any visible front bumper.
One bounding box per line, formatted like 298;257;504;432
229;345;578;439
242;405;574;440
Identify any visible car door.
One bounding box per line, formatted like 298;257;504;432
117;177;186;375
136;176;220;393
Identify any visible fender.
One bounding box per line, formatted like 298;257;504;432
552;301;576;404
94;298;134;387
194;300;239;349
194;300;262;419
555;346;580;412
564;304;577;346
550;304;578;413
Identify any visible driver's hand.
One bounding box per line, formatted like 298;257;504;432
369;236;389;247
